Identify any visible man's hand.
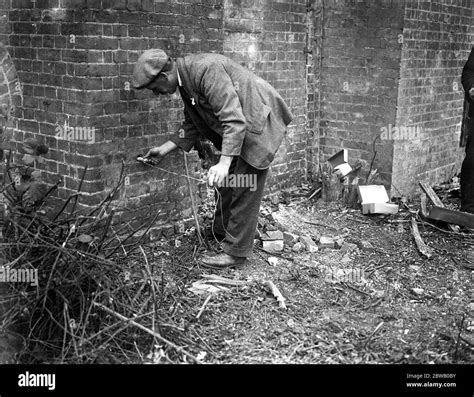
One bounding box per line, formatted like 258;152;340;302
469;87;474;100
144;146;164;158
207;155;233;188
144;141;178;158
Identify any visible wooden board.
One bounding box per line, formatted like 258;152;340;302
419;182;444;207
428;206;474;229
419;182;460;232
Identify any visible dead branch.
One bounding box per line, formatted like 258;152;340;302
196;295;213;320
411;217;434;258
93;302;201;364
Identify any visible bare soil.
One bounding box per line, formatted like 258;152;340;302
142;192;473;364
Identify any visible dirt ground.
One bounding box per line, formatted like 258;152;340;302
139;188;473;365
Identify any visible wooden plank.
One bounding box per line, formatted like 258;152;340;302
420;193;428;218
411;217;433;258
419;182;444;207
419;182;460;232
428;206;474;229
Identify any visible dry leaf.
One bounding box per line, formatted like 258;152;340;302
78;234;93;243
188;280;229;295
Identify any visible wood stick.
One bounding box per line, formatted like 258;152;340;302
196;294;212;320
263;280;287;309
420;193;428;218
306;187;321;201
183;152;204;246
93;302;201;364
363;321;384;349
201;274;249;286
411;217;433;258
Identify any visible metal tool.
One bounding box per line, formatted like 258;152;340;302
136;155;162;166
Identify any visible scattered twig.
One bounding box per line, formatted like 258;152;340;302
303;219;339;230
341;282;370;296
363;321;384;349
411;217;434;258
196;294;213;320
305;187;321;201
93;302;201;364
201;274;249;286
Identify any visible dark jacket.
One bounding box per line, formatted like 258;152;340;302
169;53;293;170
461;47;474;146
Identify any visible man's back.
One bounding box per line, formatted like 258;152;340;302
177;53;293;169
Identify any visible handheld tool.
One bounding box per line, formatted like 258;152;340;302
136;155;162;166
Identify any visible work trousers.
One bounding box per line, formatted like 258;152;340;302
461;124;474;213
212;157;268;258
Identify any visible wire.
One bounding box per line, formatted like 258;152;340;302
139;159;237;242
138;159;205;183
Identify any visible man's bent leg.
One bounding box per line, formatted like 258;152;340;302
222;158;268;258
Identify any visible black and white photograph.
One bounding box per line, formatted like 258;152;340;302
0;0;473;394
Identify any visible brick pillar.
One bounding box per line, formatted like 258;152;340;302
392;0;473;194
222;0;309;191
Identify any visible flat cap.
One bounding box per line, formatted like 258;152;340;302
132;49;169;89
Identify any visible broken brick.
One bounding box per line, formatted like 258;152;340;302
292;242;305;253
319;236;335;248
334;237;345;249
300;236;318;253
340;242;358;254
261;230;284;241
283;231;299;246
262;240;284;253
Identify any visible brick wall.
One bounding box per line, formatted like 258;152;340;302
306;1;321;181
222;0;309;190
392;0;474;195
314;0;473;196
1;0;473;236
0;41;21;229
1;0;310;237
315;0;406;189
0;42;20;146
